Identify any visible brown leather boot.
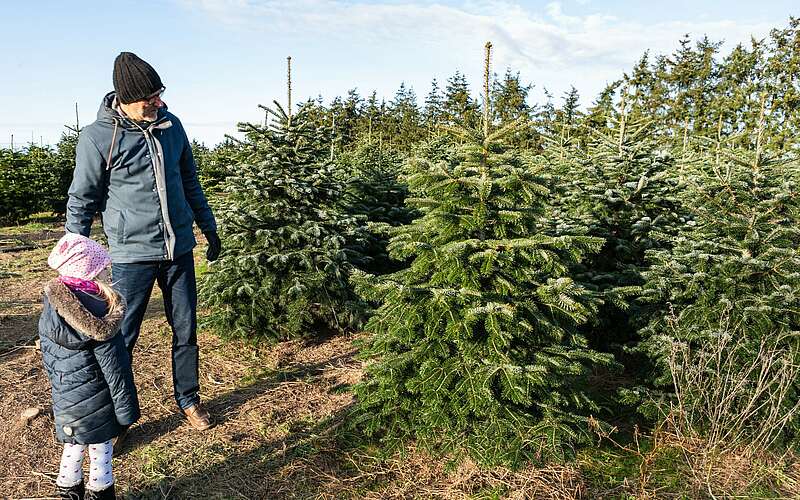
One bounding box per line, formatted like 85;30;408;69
181;403;214;431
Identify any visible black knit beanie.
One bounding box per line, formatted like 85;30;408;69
113;52;163;104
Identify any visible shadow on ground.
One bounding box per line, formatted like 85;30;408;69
119;335;368;499
128;405;362;499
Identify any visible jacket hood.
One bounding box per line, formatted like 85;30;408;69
97;91;168;129
43;278;126;342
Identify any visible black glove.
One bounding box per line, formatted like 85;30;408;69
204;231;221;262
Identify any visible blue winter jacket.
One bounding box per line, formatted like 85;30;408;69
65;92;216;263
38;278;140;444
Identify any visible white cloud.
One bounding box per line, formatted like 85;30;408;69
177;0;775;82
0;1;784;148
163;0;781;144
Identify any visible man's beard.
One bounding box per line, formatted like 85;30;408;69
143;107;158;120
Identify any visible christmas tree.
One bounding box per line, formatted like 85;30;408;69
547;110;685;354
349;44;612;466
336;142;416;274
199;98;368;340
634;119;800;447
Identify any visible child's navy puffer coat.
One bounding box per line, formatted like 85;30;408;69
38;278;140;444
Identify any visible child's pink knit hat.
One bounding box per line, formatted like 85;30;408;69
47;233;112;280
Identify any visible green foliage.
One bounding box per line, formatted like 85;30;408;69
49;132;78;214
0;148;37;224
192;138;239;193
636;135;800;447
0;133;75;224
336;142;416;274
547;117;686;353
349;119;614;467
199;102;369;341
442;71;481;129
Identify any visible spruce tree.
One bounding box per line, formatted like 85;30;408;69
584;82;620;134
387;83;423;151
49;131;78;215
199;101;367;340
491;69;537;148
442;71;480;129
350;45;612;466
423;78;444;137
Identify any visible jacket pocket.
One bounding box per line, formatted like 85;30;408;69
180;200;195;226
103;208;126;244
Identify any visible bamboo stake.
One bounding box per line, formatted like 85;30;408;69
682;116;690;154
331;114;336;161
618;85;628;155
712;114;724;180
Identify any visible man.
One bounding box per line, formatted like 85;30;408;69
65;52;221;431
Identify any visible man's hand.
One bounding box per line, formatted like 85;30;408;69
204;231;221;262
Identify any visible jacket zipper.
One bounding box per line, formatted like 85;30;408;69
111;102;176;261
135;121;174;261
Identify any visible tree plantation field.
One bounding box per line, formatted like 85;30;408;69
2;18;800;499
1;221;795;499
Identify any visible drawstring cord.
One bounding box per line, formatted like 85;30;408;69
106;118;119;170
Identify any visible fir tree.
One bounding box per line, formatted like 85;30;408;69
359;91;383;142
337;143;416;273
558;86;581;127
388;83;423;150
48;131;78;215
634;126;800;445
350;45;612;465
423;78;444;137
199;102;367;340
194;138;239;193
442;71;480;129
491;69;537;148
548;113;685;355
584;81;620;133
491;69;532;125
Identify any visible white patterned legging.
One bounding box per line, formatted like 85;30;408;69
56;440;114;492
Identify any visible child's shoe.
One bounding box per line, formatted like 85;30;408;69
85;484;115;500
56;481;85;500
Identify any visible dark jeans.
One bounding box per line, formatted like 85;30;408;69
112;250;200;410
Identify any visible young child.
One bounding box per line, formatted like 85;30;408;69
39;233;140;500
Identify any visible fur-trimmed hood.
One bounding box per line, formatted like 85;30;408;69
43;278;126;342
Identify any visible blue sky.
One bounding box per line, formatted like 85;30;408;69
1;0;796;147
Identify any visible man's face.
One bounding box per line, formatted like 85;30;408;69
120;88;164;122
